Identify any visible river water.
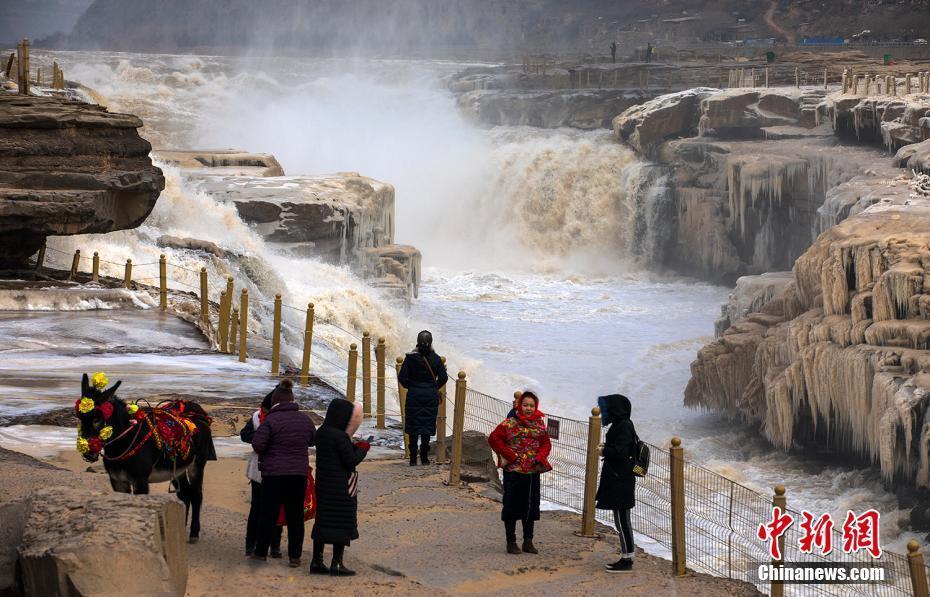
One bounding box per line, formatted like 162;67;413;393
10;50;916;549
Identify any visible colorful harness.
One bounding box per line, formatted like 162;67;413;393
105;400;211;463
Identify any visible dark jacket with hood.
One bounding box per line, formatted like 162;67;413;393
312;399;368;545
595;394;636;510
252;401;317;477
398;349;448;436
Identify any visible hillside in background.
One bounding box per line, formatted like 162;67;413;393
0;0;93;45
44;0;930;57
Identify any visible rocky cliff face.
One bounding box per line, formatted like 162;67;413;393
0;94;164;268
672;87;930;491
156;151;421;300
613;87;902;283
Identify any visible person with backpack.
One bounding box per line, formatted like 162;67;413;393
595;394;638;573
398;330;448;466
488;391;552;555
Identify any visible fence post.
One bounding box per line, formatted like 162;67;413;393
217;290;229;352
4;54;12;79
577;406;602;538
376;338;385;429
158;254;167;310
191;267;204;324
823;68;828;90
238;289;248;363
795;67;799;88
445;372;467;487
270;293;282;375
908;540;930;597
123;259;132;288
765;67;769;88
299;303;314;386
222;278;233;350
229;307;239;351
437;357;448;463
35;242;46;271
20;39;30;95
91;252;99;282
396;356;409;460
362;332;372;417
346;343;358;402
670;437;687;576
771;485;787;597
68;249;80;281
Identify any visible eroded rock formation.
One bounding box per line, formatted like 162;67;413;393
0;94;164;268
4;487;187;595
155;151;421;300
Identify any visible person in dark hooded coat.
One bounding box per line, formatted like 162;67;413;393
310;398;370;576
398;330;448;466
595;394;637;574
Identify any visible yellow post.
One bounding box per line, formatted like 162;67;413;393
158;254;167;311
229;307;239;351
36;67;41;86
271;293;282;375
436;357;448;463
238;289;248;363
362;332;372;418
824;68;828;90
795;67;799;88
217;290;229;352
221;277;234;351
578;407;602;537
35;242;46;271
91;252;99;282
670;437;686;576
123;259;132;288
446;372;467;487
346;343;358;402
299;303;314;386
69;249;80;281
771;485;787;597
4;54;12;79
376;338;385;429
396;356;409;459
52;62;58;87
22;39;30;95
908;540;930;597
199;268;208;325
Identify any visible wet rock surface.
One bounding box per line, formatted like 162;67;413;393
0;94;164;268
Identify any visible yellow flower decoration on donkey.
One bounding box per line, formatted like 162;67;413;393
99;426;113;441
91;372;109;390
76;437;89;454
78;398;95;414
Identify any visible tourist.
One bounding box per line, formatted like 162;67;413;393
398;330;448;466
595;394;637;574
488;391;552;555
610;41;617;63
310;398;370;576
250;379;317;567
239;387;282;558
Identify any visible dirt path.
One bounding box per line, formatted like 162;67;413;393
764;1;794;44
1;444;760;596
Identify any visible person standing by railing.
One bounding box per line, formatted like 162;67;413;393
239;386;283;558
398;330;448;466
595;394;637;574
488;391;552;555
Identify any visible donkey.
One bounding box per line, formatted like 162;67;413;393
76;373;217;543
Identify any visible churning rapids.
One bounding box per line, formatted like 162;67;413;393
2;51;917;550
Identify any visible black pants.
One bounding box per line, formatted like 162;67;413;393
246;481;281;553
409;433;430;463
504;518;535;542
313;540;346;563
613;508;634;558
256;475;306;560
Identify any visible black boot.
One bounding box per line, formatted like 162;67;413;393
419;440;429;465
506;540;522;554
309;541;329;575
330;545;356;576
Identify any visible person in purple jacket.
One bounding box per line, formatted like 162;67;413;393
250;379;317;567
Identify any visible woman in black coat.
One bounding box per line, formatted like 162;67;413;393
398;330;448;466
310;398;369;576
594;394;637;574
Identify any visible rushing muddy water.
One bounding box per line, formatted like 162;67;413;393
7;50;919;549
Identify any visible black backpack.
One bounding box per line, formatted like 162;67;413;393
631;431;650;478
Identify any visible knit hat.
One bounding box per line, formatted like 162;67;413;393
271;379;295;405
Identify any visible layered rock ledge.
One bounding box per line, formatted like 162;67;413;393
0;94;164;268
155;151;421;300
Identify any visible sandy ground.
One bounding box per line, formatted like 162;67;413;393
0;438;760;596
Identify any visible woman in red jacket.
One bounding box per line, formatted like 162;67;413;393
488;391;552;555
